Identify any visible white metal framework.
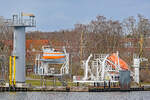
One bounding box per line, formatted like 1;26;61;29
73;52;122;83
34;46;69;76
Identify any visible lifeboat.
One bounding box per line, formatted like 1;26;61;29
107;53;128;70
42;46;65;59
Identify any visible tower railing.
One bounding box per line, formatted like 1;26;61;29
5;13;36;27
5;18;36;27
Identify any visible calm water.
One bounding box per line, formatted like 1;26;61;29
0;91;149;100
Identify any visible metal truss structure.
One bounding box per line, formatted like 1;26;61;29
73;52;122;84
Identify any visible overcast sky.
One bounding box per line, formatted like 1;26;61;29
1;0;150;32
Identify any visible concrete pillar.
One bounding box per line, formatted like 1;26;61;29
13;26;26;83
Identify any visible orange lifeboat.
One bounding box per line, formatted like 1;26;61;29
107;53;128;70
42;46;65;59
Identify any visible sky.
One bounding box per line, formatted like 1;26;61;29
0;0;150;32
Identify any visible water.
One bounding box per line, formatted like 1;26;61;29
0;91;149;100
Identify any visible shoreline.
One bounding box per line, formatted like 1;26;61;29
0;86;150;92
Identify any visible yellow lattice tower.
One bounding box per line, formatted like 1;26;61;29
139;34;144;58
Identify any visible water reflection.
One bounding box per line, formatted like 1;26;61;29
0;92;27;100
0;91;149;100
